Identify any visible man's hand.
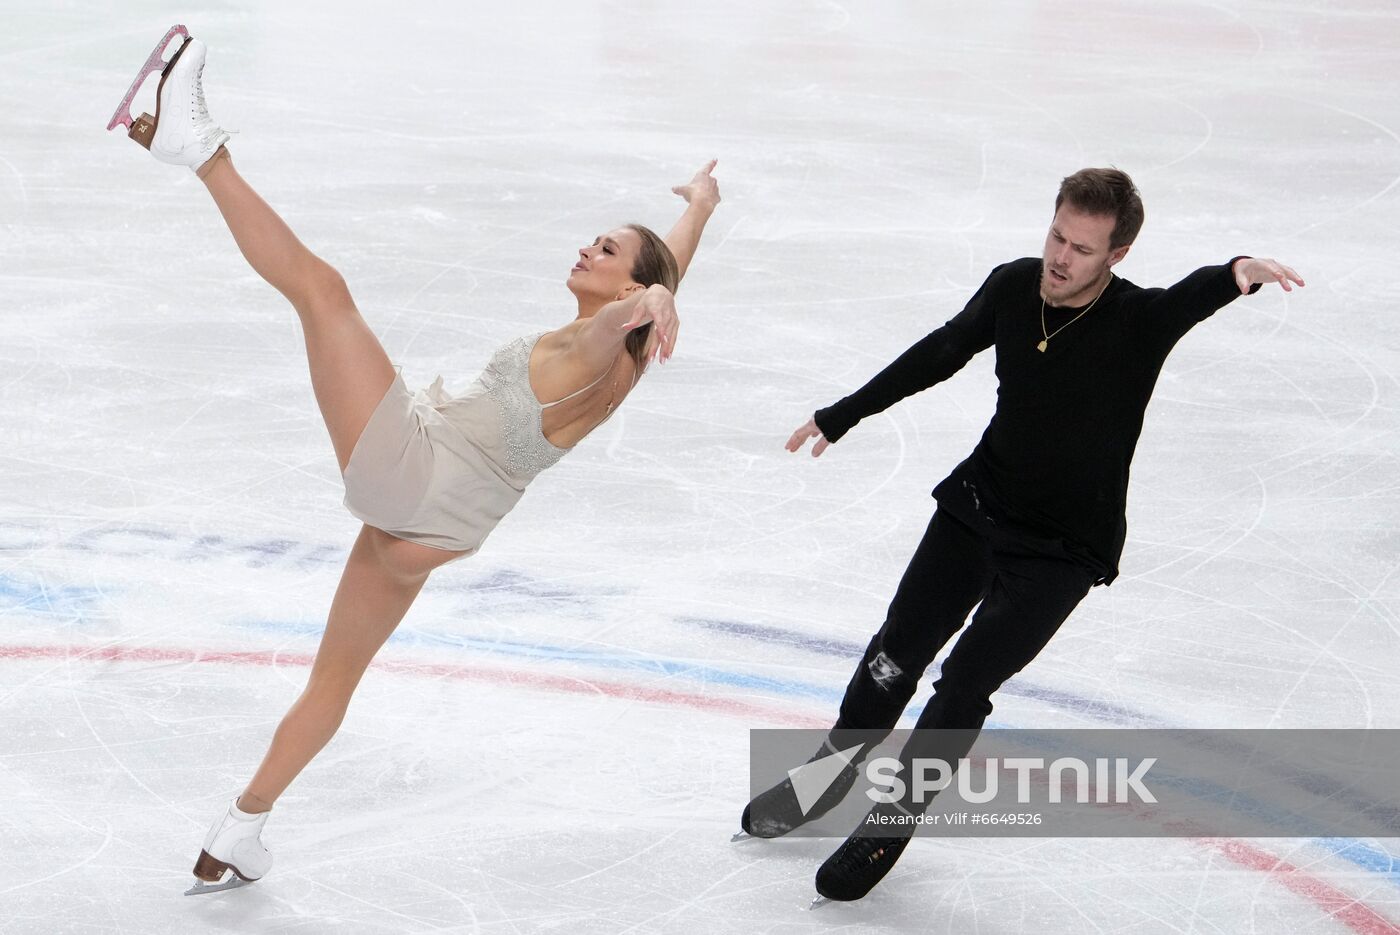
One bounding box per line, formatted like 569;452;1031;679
672;159;721;212
786;416;831;457
1234;257;1305;294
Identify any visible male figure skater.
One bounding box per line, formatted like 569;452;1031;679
741;168;1303;902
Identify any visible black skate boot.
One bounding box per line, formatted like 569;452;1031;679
814;824;914;902
740;739;862;838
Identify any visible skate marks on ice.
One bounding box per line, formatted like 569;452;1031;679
0;532;1131;729
7;0;1400;929
7;630;1398;930
6;516;1400;895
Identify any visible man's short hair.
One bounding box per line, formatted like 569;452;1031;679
1055;168;1144;249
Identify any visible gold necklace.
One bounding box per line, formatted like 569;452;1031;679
1038;273;1113;352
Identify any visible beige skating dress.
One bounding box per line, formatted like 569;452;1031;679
342;331;614;554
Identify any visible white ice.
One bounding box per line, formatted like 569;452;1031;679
2;1;1398;932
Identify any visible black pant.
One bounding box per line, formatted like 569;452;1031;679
829;508;1096;810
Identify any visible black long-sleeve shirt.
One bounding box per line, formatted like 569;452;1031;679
814;257;1256;585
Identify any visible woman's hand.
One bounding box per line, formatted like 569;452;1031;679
620;284;680;364
672;159;721;212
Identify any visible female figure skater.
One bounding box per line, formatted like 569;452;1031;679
108;29;721;894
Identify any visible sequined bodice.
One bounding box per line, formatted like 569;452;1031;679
464;332;568;479
421;331;626;485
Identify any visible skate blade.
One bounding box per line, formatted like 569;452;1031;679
184;873;251;896
729;831;752;843
809;896;832;910
106;24;190;132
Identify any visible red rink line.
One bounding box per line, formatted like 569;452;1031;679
1198;839;1400;935
0;642;827;728
4;642;1397;933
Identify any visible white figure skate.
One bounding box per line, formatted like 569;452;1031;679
108;25;230;172
184;799;272;896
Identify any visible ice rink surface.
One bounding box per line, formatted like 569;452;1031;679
2;0;1398;931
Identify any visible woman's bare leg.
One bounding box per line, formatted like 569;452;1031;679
238;526;463;812
198;147;395;471
193;152;466;812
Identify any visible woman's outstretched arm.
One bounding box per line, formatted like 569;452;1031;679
565;161;718;373
571;284;679;370
666;160;721;285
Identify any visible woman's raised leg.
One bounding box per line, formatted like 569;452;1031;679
197;148;395;471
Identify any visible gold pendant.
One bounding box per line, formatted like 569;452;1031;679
1036;339;1048;353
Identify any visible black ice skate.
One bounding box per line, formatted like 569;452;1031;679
813;827;913;903
736;739;862;840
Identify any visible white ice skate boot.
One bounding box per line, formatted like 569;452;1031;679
184;799;272;896
107;25;230;173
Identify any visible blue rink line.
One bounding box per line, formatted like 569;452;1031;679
1317;839;1400;881
677;615;1161;726
10;526;1393;887
232;615;1400;888
0;573;103;620
232;617;852;706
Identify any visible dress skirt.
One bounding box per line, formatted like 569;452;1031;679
341;371;526;554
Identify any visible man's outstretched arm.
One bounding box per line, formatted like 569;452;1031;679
1136;255;1306;349
1233;257;1304;293
788;262;1013;457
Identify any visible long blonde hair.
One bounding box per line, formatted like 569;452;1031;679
623;223;680;374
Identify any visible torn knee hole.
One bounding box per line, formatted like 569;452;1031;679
867;651;905;691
